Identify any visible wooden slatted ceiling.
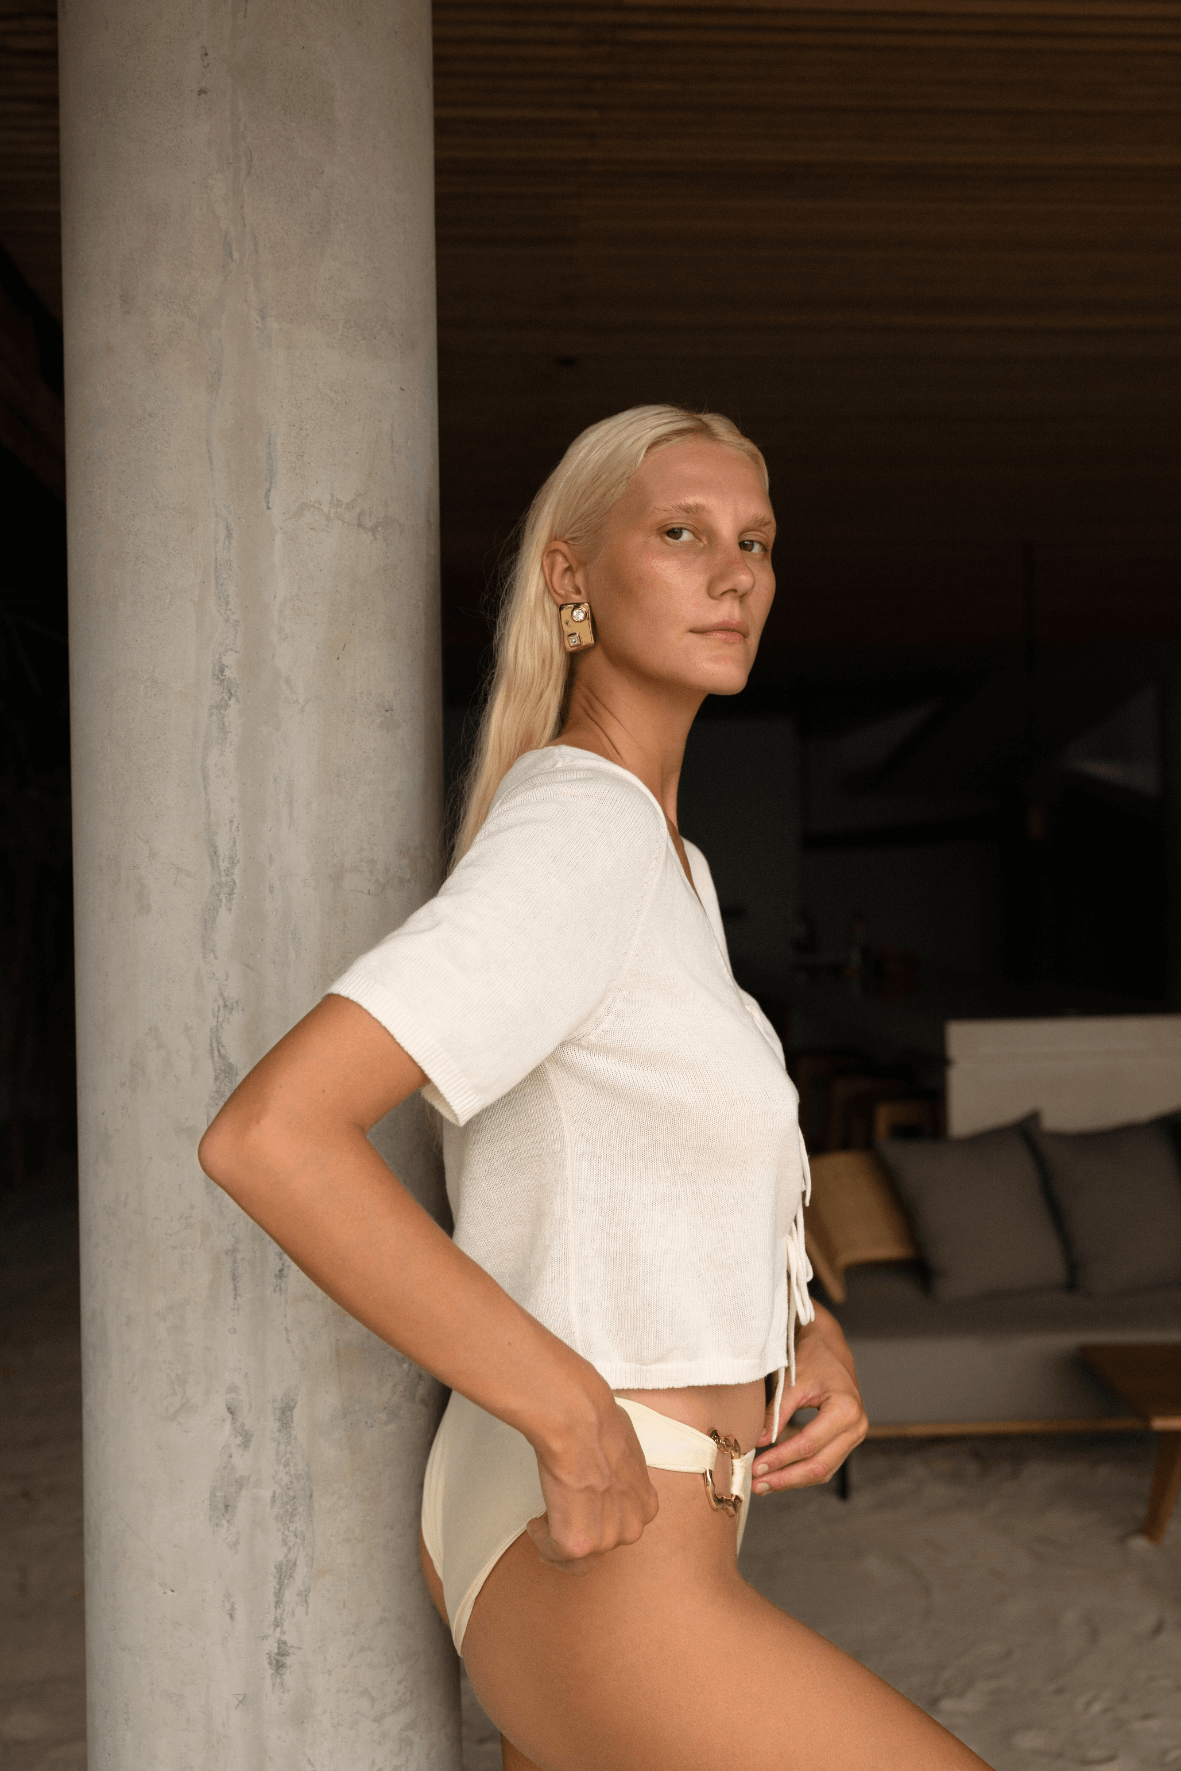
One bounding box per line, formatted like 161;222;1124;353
0;3;1177;678
435;0;1180;344
0;2;59;318
433;1;1181;669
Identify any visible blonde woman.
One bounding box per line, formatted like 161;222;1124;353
200;406;992;1771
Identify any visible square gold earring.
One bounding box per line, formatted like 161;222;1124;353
558;602;595;651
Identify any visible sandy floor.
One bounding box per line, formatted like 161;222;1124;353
5;1201;1180;1770
743;1436;1181;1770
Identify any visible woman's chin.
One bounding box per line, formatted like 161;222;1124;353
646;658;754;701
696;662;754;698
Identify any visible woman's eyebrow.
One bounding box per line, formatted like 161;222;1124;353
652;499;775;530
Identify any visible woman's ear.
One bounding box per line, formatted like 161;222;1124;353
542;539;586;606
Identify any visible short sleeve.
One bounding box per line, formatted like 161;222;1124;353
328;754;666;1125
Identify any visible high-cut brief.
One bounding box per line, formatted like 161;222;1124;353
421;1380;782;1655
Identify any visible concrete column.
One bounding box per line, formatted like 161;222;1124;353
1163;671;1181;1011
59;3;460;1765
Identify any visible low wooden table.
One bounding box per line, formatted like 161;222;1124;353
1079;1343;1181;1544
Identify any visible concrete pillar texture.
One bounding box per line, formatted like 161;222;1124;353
58;1;460;1764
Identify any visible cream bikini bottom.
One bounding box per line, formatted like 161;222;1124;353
421;1387;772;1655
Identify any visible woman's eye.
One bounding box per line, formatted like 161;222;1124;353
664;525;692;541
739;538;768;554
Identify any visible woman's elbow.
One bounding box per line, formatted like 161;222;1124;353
199;1096;314;1212
198;1101;273;1198
198;1110;241;1192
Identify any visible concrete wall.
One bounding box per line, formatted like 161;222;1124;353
59;1;459;1764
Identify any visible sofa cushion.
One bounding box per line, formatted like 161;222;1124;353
876;1114;1070;1302
1027;1119;1181;1296
831;1259;1181;1340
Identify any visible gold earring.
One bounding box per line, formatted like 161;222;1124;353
558;602;595;652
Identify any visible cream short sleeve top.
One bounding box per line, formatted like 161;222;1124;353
329;745;814;1400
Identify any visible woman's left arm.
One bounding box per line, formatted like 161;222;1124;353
750;1302;868;1493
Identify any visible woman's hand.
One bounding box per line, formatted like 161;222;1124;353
525;1392;660;1574
750;1303;867;1493
199;995;655;1524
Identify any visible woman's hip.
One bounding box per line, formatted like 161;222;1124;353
421;1384;763;1656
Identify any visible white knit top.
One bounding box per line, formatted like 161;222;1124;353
329;745;814;1406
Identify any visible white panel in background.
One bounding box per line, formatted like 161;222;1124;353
946;1015;1181;1135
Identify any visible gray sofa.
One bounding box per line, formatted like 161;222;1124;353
808;1014;1181;1434
827;1263;1181;1430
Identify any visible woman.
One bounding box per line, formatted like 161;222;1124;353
200;406;992;1771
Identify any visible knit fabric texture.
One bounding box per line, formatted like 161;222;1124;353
329;745;814;1393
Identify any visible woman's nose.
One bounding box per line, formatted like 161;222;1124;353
711;560;755;597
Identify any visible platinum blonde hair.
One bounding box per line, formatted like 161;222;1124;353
451;404;768;867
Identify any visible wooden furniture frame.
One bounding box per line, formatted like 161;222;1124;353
872;1097;942;1141
1079;1343;1181;1543
823;1074;911;1152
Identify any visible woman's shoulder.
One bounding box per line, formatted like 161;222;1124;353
492;746;667;833
456;746;668;895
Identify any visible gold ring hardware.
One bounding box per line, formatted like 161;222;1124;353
702;1430;743;1517
558;601;596;652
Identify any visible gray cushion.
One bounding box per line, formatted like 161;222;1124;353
1026;1120;1181;1296
876;1115;1070;1302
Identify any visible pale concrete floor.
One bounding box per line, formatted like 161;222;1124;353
5;1198;1181;1770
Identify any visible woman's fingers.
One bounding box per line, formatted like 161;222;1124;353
525;1482;656;1572
523;1513;605;1574
751;1390;868;1492
750;1301;868;1490
528;1404;659;1570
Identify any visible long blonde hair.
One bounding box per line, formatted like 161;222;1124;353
450;404;768;866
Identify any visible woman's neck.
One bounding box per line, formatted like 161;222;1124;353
555;679;703;829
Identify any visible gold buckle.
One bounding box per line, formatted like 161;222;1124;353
702;1430;743;1517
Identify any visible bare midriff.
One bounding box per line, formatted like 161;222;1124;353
611;1377;768;1463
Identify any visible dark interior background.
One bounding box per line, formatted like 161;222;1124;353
2;1;1180;1183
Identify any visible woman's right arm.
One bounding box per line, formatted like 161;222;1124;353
198;990;658;1568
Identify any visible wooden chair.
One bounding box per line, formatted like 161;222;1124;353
872;1096;943;1142
825;1075;912;1152
804;1148;920;1305
791;1050;861;1151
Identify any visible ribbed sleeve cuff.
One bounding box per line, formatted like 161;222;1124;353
325;967;480;1126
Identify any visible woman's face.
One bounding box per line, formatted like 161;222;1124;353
547;438;777;703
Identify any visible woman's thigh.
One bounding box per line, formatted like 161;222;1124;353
462;1470;993;1771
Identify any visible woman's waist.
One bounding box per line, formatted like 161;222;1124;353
611;1377;769;1456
